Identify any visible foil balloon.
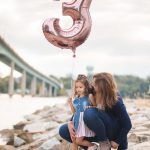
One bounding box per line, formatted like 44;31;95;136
42;0;92;56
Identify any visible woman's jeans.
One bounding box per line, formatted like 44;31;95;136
59;108;127;150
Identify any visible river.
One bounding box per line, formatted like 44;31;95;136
0;94;67;130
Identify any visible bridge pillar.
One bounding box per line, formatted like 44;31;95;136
40;81;45;96
51;86;57;97
9;61;15;97
31;76;36;97
53;88;57;97
45;86;48;97
21;70;26;97
48;85;52;97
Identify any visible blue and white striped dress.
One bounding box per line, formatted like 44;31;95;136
73;96;95;137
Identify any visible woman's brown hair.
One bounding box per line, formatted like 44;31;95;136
93;72;118;109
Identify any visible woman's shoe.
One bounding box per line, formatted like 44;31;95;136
88;144;98;150
98;140;111;150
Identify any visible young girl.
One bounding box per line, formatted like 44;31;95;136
68;74;97;150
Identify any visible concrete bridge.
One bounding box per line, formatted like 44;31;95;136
0;36;61;97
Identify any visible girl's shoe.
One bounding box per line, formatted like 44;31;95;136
88;144;98;150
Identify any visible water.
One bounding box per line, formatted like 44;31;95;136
0;94;67;130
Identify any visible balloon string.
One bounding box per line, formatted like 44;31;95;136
72;48;76;57
70;52;76;98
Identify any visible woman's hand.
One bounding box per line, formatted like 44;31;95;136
85;106;91;109
84;106;96;110
111;141;119;149
68;121;76;142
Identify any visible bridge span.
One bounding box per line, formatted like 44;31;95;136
0;36;61;97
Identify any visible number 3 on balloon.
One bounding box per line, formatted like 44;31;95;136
42;0;92;55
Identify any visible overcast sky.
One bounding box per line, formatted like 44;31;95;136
0;0;150;78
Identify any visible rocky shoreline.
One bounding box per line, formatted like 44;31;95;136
0;99;150;150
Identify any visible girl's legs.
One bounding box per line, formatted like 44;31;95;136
71;142;78;150
59;124;91;150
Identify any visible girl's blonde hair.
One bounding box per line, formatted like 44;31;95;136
73;74;90;97
93;72;118;109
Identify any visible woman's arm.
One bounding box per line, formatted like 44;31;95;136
68;97;76;113
112;97;132;145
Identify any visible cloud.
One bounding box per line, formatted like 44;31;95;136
0;0;150;78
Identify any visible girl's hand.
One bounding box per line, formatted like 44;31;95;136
68;121;76;142
67;97;72;104
111;141;119;149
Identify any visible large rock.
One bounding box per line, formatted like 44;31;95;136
51;113;72;123
24;114;42;121
23;121;59;133
17;132;33;143
14;135;26;147
0;129;14;145
13;121;29;130
32;128;58;141
128;141;150;150
37;137;60;150
0;145;15;150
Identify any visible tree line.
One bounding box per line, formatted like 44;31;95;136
0;75;150;98
60;75;150;99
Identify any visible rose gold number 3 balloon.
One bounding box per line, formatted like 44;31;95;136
42;0;92;56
